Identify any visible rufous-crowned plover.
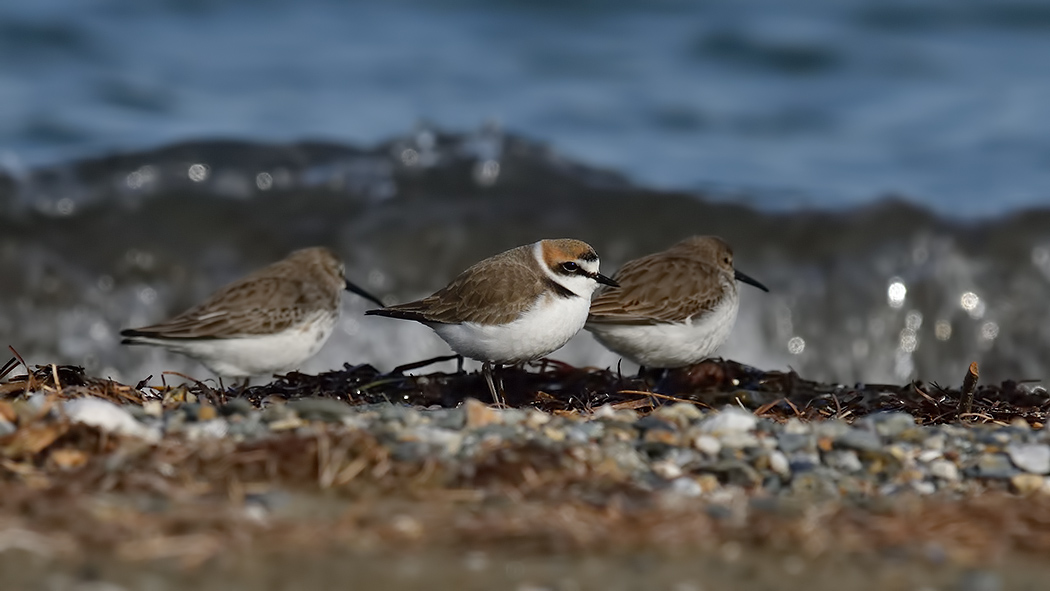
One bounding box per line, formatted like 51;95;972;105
585;235;767;369
121;246;384;381
365;239;618;405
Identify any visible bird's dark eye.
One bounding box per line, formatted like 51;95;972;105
561;261;580;273
724;257;731;265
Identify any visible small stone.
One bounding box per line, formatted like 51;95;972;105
667;477;703;497
698;407;757;435
911;480;936;495
644;428;679;445
917;449;942;463
524;409;551;428
693;434;722;456
855;412;916;438
976;453;1018;479
268;416;305;431
0;417;15;437
834;428;882;453
777;432;814;454
788;452;820;474
184;419;229;440
929;459;960;481
768;451;790;478
923;434;946;450
464;398;501;428
64;398;159;441
653;402;703;424
1011;473;1044;495
1006;443;1050;475
542;426;566;442
812;419;851;439
782;418;811;435
823;449;863;473
637;415;677;433
709;460;761;487
652;460;683;480
696;473;720;492
719;431;760;449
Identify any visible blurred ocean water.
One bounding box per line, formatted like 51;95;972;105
3;0;1050;213
2;0;1050;387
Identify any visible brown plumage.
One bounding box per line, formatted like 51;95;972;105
123;247;349;340
588;236;745;325
370;239;601;326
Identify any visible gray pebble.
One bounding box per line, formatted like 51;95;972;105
777;432;814;454
0;418;15;437
1005;443;1050;474
855;412;916;438
667;477;703;498
975;453;1018;479
929;459;960;481
834;428;883;453
698;407;757;434
823;449;863;473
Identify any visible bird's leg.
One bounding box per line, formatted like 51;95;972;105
482;361;505;408
456;355;465;375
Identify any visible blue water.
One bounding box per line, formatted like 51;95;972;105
3;0;1050;216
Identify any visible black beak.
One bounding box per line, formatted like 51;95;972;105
594;272;620;288
734;269;769;292
345;279;386;308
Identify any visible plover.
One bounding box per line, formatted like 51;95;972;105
365;239;618;405
585;236;768;369
121;247;384;380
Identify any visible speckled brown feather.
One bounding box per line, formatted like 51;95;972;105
122;247;345;339
369;244;550;326
588;237;734;325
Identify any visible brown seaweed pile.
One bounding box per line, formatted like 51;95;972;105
5;352;1044;426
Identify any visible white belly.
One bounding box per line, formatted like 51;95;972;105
586;296;739;368
136;314;336;378
430;294;590;364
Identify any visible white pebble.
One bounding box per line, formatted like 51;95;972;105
64;398;159;442
917;449;943;463
769;451;791;478
1006;443;1050;475
929;459;960;481
698;407;757;435
693;434;722;456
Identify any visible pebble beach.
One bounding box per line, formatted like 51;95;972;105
2;358;1049;590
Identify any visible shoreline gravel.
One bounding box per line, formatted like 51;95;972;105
2;357;1050;589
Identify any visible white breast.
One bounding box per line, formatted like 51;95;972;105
430;293;591;364
586;294;739;368
137;312;337;378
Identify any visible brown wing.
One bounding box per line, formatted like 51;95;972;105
588;254;728;325
124;276;324;339
368;245;547;326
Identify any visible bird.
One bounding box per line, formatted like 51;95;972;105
121;246;384;381
585;235;768;369
365;239;618;405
